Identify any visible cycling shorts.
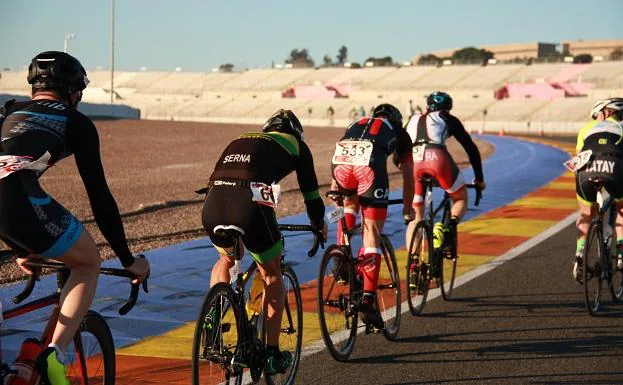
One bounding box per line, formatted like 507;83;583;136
576;153;623;205
331;161;388;220
202;184;282;264
0;173;83;257
413;148;465;207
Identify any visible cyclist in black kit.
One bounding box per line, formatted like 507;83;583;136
202;109;328;375
0;51;150;385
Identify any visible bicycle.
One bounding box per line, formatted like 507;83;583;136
578;179;623;316
316;190;401;362
191;224;322;385
0;250;148;385
406;177;481;315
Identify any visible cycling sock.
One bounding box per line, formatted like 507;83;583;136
48;343;65;362
358;251;381;292
576;239;586;255
337;210;357;245
450;215;460;226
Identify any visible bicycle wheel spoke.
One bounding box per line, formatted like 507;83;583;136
407;223;432;315
379;236;401;340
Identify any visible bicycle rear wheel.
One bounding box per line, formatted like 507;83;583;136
317;245;358;362
406;221;432;315
260;263;303;385
379;235;400;340
65;310;115;385
441;226;458;300
192;283;244;385
584;223;604;316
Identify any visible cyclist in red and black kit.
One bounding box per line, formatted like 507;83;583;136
405;91;486;251
202;109;328;375
0;51;150;385
331;103;415;331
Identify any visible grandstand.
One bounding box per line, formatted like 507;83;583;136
2;60;622;134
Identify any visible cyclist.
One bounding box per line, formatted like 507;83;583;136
573;98;623;281
405;91;486;253
0;51;150;385
331;103;414;331
202;109;328;375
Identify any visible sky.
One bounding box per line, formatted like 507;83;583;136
1;0;621;72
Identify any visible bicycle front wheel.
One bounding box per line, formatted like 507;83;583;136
379;235;400;340
317;245;358;362
406;221;433;315
261;263;303;385
65;310;116;385
192;283;243;385
584;223;604;316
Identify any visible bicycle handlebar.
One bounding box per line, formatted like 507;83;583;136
465;184;482;207
7;253;148;316
278;224;325;258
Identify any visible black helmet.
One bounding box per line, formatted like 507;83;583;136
372;103;403;129
427;91;453;111
262;109;304;141
27;51;89;94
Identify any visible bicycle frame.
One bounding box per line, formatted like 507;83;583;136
0;255;145;384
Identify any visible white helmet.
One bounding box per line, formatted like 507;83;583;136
590;98;623;119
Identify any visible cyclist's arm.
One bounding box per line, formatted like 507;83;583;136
447;114;484;182
295;141;325;228
67;116;135;267
576;121;596;153
396;128;414;209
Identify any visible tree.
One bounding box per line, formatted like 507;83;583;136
337;45;348;65
323;55;333;67
451;47;494;64
364;56;393;67
219;63;234;72
286;48;314;68
417;54;440;65
609;47;623;61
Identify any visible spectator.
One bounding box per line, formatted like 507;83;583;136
326;105;335;126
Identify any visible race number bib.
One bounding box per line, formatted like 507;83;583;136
563;150;592;172
412;144;426;162
250;183;281;208
332;140;373;166
326;207;345;224
0;152;50;180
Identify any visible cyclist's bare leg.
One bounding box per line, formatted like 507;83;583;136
616;201;623;241
449;188;468;220
256;257;284;347
576;202;596;245
49;230;101;352
209;242;243;287
406;205;424;254
338;196;359;245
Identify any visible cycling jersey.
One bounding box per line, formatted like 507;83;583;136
203;131;325;263
0;99;134;265
331;117;412;212
575;117;623;204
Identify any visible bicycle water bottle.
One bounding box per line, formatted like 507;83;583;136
4;338;42;385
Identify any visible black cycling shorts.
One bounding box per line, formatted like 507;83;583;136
202;185;282;264
0;173;83;257
576;153;623;205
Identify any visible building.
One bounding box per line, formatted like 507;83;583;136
561;39;623;59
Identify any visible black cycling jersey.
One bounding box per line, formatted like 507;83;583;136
0;99;134;266
209;131;325;227
406;111;484;182
339;117;413;163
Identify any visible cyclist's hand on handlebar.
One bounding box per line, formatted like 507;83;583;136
473;179;487;191
125;254;150;285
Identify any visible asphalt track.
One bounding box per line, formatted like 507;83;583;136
3;135;622;384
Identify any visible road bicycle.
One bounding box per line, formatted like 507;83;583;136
0;250;148;385
191;224;322;385
579;179;623;316
406;177;481;315
316;190;401;362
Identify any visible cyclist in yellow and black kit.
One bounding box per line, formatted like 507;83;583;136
202;109;328;375
573;98;623;281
